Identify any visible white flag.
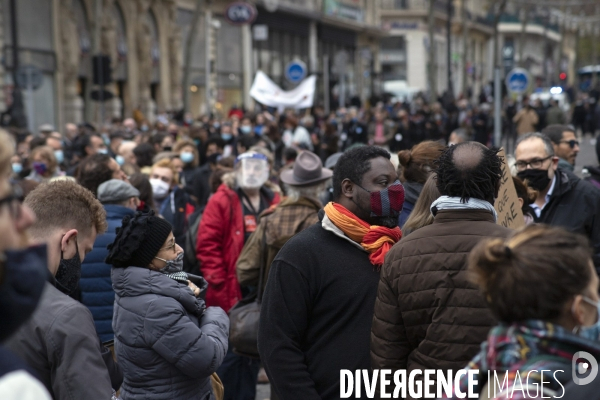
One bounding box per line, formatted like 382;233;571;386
250;71;316;109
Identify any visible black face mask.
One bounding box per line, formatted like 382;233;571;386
517;168;552;192
0;244;48;341
207;152;222;165
55;237;82;296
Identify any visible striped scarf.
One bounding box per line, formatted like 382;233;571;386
323;202;401;269
445;320;600;399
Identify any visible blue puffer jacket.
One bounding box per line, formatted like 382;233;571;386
80;205;135;342
112;266;229;400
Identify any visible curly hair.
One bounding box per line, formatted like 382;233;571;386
76;154;114;197
332;146;391;200
435;142;502;203
25;180;107;238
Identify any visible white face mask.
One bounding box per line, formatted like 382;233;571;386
150;179;170;200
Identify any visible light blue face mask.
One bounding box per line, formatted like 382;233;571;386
240;125;252;135
12;163;22;174
180;152;194;164
221;133;233;141
97;148;108;155
115;155;125;166
577;296;600;341
54;150;64;164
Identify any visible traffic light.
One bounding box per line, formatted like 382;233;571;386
559;72;567;81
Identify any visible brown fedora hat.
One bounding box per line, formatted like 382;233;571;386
280;151;333;187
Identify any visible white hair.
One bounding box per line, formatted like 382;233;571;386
284;180;330;202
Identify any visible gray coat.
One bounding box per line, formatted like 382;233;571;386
112;266;229;400
5;282;113;399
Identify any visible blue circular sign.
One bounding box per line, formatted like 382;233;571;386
285;60;307;83
505;68;530;94
225;2;257;25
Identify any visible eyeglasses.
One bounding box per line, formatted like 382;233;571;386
0;184;24;220
159;238;176;252
515;156;552;171
559;139;579;149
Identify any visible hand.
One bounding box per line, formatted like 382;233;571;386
187;280;200;297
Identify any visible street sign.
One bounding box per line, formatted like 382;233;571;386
285;60;307;84
253;24;268;41
333;50;349;76
505;68;530;94
16;65;43;91
225;2;257;25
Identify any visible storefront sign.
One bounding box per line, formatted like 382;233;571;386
494;148;525;229
225;2;257;25
383;21;420;30
253;24;269;41
324;0;364;23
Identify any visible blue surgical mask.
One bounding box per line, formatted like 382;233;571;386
155;252;184;274
54;150;64;164
115;155;125;166
221;133;233;141
97;148;108;155
180;152;194;164
578;296;600;341
240;126;252;135
12;163;22;174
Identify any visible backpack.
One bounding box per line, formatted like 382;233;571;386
183;207;203;274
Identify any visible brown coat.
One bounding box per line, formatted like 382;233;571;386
236;196;321;289
512;108;539;136
371;209;512;376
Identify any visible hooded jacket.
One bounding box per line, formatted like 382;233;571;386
196;172;280;312
236;196;321;289
534;169;600;273
111;266;229;400
80;204;135;342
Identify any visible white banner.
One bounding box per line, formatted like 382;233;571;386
250;70;316;109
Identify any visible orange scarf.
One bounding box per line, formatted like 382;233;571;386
323;202;402;268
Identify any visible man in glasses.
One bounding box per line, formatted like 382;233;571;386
542;124;580;172
515;132;600;274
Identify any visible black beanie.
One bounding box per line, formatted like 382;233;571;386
105;210;173;268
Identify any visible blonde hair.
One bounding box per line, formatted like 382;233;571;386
151;158;179;185
402;173;440;235
0;129;15;178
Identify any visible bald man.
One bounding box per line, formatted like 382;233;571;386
372;142;512;394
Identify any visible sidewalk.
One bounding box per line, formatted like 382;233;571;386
256;383;270;400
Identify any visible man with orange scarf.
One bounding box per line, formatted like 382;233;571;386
258;146;404;400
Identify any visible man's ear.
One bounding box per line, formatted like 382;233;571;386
60;229;78;255
341;178;354;199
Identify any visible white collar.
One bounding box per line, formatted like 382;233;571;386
321;214;366;252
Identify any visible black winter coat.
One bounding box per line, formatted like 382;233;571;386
535;169;600;273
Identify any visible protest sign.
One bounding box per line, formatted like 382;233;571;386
494;148;525;229
250;70;316;109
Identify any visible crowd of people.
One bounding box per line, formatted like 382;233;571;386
1;93;600;400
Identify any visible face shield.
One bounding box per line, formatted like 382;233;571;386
235;153;269;189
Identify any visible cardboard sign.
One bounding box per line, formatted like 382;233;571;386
494;148;525;229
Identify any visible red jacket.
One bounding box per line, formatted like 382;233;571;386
196;180;280;312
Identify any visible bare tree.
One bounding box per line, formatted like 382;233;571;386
182;0;204;114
